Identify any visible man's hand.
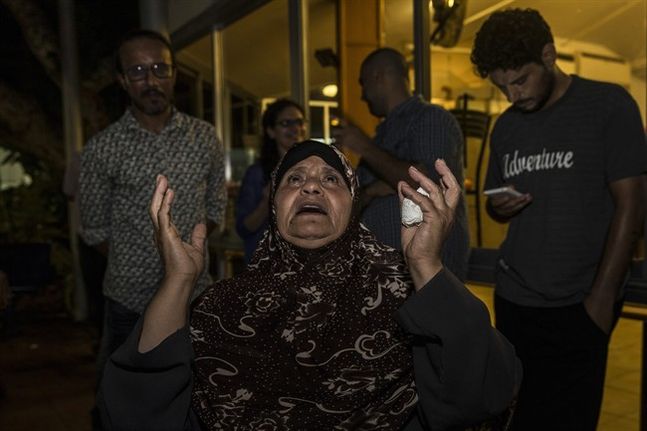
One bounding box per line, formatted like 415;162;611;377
583;175;646;335
583;292;614;334
487;186;532;222
398;161;461;290
331;119;372;156
149;175;206;285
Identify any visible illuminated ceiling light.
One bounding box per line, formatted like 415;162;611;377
430;0;455;12
322;84;338;98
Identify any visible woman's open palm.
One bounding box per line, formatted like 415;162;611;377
149;175;206;284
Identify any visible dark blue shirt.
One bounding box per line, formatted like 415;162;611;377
235;162;269;262
357;96;470;280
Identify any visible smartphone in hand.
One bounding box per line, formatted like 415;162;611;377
483;186;524;198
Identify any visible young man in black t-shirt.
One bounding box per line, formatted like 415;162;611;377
471;8;647;431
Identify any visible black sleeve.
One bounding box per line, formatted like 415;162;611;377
602;87;647;182
397;270;522;430
98;318;202;431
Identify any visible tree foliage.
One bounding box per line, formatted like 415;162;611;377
0;0;137;243
0;0;137;172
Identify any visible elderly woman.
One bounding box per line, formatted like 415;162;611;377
99;141;520;430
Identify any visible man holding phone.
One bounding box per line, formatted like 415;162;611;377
472;9;646;430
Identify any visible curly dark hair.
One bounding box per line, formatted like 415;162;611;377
260;99;305;182
470;8;553;78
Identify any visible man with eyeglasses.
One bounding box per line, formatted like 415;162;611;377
79;29;227;416
332;48;469;280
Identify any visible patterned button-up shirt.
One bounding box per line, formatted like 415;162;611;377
80;108;226;313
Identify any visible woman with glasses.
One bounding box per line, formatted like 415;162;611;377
236;99;307;263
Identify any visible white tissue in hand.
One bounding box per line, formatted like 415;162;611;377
401;187;429;227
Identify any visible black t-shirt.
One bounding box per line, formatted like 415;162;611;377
485;75;647;306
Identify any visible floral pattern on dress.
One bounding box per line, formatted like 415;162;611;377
190;142;418;430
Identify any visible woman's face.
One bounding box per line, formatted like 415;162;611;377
267;106;307;155
275;156;352;249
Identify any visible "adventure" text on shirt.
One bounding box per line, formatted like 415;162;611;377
503;148;574;179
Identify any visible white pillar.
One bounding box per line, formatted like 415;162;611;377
289;0;309;117
211;29;230;183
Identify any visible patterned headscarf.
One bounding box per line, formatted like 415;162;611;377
190;141;417;430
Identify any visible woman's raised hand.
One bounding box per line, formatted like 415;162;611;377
149;175;206;285
398;160;460;289
139;175;206;353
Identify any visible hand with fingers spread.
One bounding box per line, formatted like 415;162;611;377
139;175;208;353
149;175;206;286
398;160;461;290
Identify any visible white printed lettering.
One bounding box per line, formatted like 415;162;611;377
502;148;575;179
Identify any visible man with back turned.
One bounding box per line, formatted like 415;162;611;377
333;47;470;280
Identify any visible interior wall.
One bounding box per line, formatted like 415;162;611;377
307;0;337;98
430;38;645;116
175;0;338;100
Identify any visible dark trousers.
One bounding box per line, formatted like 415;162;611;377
78;236;107;337
495;295;623;431
93;298;140;430
96;298;140;383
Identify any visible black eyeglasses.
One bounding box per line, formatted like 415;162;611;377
124;62;175;81
276;118;307;128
